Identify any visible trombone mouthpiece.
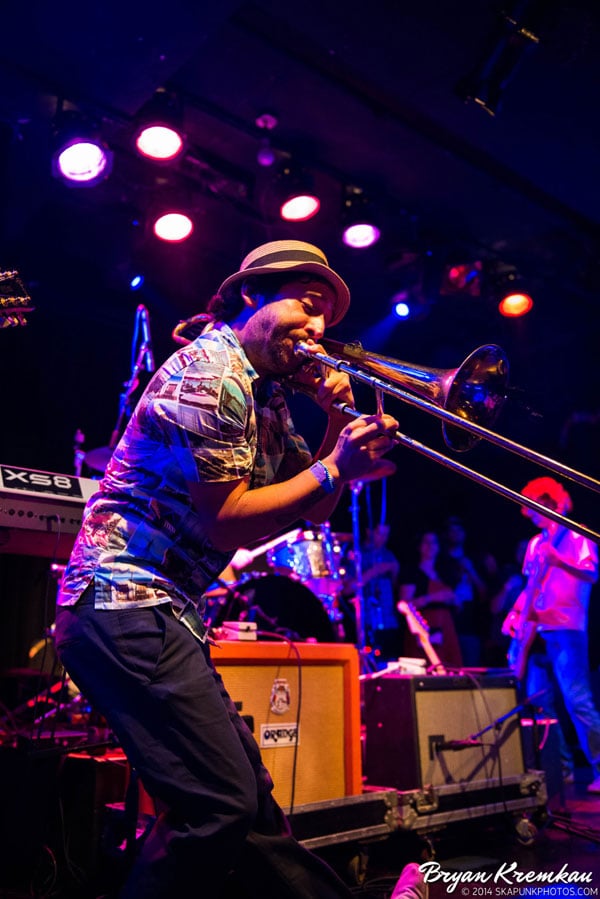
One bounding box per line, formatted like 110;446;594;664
294;340;312;358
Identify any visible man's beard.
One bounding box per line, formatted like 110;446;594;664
263;330;304;376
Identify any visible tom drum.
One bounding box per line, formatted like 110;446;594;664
266;525;342;598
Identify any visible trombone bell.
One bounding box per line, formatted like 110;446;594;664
294;338;600;541
320;339;509;451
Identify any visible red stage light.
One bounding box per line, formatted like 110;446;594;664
498;292;533;317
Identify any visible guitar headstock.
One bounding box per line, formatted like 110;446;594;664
398;599;447;675
398;600;430;639
0;270;34;329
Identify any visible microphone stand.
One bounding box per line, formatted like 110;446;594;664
85;308;154;472
434;688;549;753
107;338;151;456
349;481;378;674
467;687;548;744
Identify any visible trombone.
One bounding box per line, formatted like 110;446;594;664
294;338;600;543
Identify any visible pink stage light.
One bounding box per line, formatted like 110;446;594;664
280;194;320;222
55;139;112;185
135;125;184;161
342;222;380;249
153;212;194;242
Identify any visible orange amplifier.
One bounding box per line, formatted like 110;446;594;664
211;640;362;809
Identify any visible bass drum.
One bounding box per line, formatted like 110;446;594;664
230;574;336;643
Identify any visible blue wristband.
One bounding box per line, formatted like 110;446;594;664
310;460;337;494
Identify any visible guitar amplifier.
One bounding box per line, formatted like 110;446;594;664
211;640;362;808
363;673;524;791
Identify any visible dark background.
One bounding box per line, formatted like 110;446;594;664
1;1;600;666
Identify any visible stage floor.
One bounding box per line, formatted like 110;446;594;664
344;769;600;899
0;766;598;898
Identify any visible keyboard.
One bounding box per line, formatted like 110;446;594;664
0;464;99;558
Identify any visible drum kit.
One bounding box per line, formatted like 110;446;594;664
204;525;347;643
204;461;397;647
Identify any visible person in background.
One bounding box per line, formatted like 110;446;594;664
437;516;488;666
398;531;463;669
502;476;600;792
52;239;424;899
360;522;402;662
485;539;528;667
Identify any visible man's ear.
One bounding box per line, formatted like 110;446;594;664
240;278;260;309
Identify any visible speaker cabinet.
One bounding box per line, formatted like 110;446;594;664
211;641;361;808
363;674;524;791
521;716;563;806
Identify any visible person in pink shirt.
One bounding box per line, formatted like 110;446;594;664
502;476;600;792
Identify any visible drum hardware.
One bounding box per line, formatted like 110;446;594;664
345;459;397;671
223;530;306;579
205;526;350;641
206;573;337;643
244;529;304;559
0;668;86;738
204;575;279;631
73;428;86;478
348;459;397;489
347;479;370;668
304;584;346;639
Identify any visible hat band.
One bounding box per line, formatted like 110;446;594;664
244;248;327;271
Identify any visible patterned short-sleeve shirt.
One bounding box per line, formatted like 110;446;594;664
57;324;312;618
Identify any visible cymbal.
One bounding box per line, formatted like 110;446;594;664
349;459;397;486
85;446;112;473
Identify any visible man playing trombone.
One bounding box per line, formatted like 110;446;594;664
502;476;600;792
53;240;425;899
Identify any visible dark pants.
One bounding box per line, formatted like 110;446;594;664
55;586;353;898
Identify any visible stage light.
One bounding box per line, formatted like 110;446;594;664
281;194;320;222
275;161;320;222
343;223;380;249
440;261;482;296
257;138;277;168
136;126;183;161
390;289;413;319
255;112;278;168
455;4;545;115
51;110;113;186
134;88;185;162
341;186;380;249
129;275;145;290
153;212;193;242
393;301;411;319
498;292;533;317
488;261;533;316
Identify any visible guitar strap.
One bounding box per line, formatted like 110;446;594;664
533;526;570;640
532;525;568;596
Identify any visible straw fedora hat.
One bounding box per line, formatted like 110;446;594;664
217;240;350;326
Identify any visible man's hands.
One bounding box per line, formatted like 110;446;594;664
501;608;520;638
322;413;399;485
292;341;354;416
